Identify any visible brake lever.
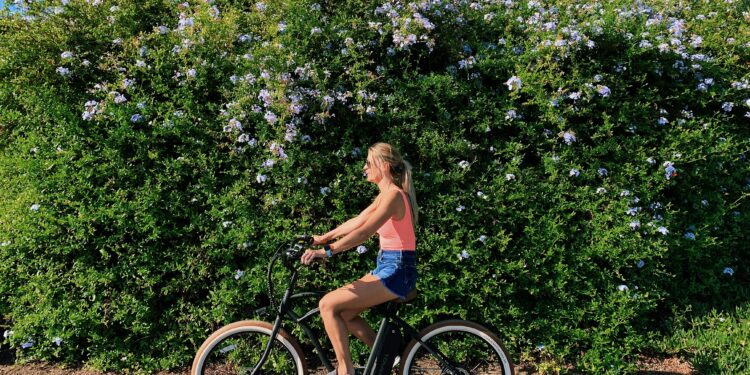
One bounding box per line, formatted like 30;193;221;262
294;234;314;246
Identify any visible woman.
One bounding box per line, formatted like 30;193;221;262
300;142;418;375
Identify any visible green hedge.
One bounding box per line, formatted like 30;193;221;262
1;0;749;373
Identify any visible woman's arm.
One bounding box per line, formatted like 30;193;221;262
318;198;380;243
327;190;402;254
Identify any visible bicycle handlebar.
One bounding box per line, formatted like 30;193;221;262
266;235;322;313
283;234;315;261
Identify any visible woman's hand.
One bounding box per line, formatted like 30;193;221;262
300;249;326;265
312;235;327;246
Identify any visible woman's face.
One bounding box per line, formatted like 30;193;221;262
363;153;383;184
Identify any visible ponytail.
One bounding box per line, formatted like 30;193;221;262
400;160;419;227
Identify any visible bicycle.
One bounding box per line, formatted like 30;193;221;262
191;235;515;374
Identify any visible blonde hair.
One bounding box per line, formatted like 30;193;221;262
368;142;419;227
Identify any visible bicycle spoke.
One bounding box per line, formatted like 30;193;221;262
405;328;509;374
201;331;300;375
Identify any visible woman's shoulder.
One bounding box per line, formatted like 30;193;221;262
383;189;407;209
376;188;404;204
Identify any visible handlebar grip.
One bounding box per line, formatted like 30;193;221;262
294;234;314;246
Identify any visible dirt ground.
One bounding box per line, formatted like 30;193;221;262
0;355;695;375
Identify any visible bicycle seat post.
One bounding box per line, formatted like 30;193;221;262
362;291;416;374
362;312;392;374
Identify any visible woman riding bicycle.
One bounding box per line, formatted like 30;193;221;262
300;142;418;375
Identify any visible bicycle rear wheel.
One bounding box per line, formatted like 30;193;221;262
192;320;307;375
399;320;514;375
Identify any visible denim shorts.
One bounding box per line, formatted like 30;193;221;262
370;249;417;300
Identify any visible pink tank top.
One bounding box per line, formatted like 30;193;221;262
376;190;416;250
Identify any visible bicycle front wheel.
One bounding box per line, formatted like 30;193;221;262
192;320;307;375
399;320;514;375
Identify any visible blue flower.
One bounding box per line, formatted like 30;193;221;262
130;114;144;123
320;187;331;195
114;93;127;104
721;102;734;112
561;131;576;145
684;232;696;240
30;204;40;211
723;267;734;276
262;159;275;169
569;168;580;177
459;250;470;260
264;111;277;124
122;78;136;90
597;85;611;97
504;76;522;91
617;285;629;292
657;226;669;235
234;269;245;280
629;221;641;230
21;338;34;349
505;109;520;120
597;168;608;176
356;245;368;254
637;260;645;268
663;161;677;179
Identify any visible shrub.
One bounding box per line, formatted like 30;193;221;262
657;304;750;374
1;0;749;373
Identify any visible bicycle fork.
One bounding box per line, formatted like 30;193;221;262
250;271;299;375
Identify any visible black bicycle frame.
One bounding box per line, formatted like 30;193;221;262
252;266;463;375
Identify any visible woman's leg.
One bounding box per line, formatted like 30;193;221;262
319;273;399;375
340;309;376;348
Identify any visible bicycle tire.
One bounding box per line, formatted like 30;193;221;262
399;320;514;375
192;320;308;375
